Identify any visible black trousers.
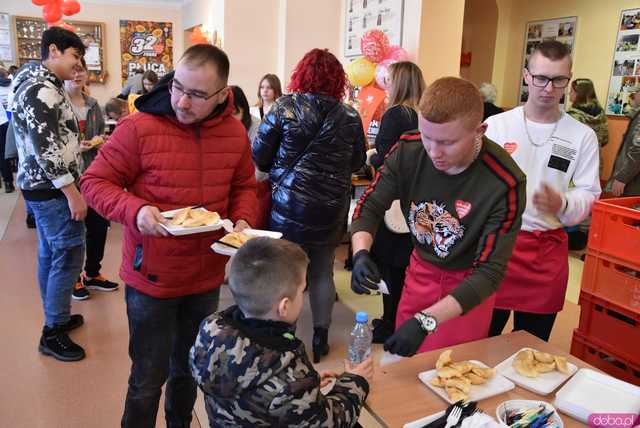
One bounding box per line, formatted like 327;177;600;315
489;308;558;342
84;206;110;278
0;122;13;183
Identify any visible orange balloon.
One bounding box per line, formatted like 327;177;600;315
32;0;50;6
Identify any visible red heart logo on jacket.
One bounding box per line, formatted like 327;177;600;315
504;142;518;155
455;200;472;219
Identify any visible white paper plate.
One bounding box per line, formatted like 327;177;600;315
495;348;578;396
418;360;515;405
496;399;563;428
211;229;284;256
160;208;222;236
554;368;640;423
403;410;446;428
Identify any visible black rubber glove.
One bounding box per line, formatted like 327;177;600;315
350;249;381;295
383;317;426;357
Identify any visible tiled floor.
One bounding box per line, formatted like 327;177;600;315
0;193;582;427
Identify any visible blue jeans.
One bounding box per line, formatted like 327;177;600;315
26;197;85;327
122;286;220;428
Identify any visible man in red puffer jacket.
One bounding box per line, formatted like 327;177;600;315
80;44;257;428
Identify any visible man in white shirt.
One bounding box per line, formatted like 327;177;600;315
485;40;601;341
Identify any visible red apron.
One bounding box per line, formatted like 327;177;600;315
396;251;496;354
494;229;568;314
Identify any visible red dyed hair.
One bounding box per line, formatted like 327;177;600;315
287;49;347;100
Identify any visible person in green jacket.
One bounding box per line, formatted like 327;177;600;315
567;79;609;177
566;79;608;250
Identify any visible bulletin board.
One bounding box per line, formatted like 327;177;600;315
605;8;640;116
344;0;404;58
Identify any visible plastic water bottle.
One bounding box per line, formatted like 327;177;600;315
348;311;373;364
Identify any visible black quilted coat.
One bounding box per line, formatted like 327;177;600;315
252;93;366;246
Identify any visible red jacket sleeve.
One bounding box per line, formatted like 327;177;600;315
228;135;258;226
80;117;149;229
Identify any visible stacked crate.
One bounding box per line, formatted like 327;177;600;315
571;197;640;386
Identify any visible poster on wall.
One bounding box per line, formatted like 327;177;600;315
344;0;404;58
0;13;12;63
519;16;577;107
120;20;173;84
605;9;640;115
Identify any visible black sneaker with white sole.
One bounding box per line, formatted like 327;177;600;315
72;279;90;301
39;326;85;362
83;275;119;292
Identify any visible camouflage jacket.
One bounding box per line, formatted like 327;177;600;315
609;109;640;195
190;305;369;428
11;62;81;192
567;103;609;148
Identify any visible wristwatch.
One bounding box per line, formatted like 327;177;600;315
414;311;438;334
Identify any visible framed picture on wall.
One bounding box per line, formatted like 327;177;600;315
605;8;640;116
518;16;577;108
120;20;173;84
344;0;404;57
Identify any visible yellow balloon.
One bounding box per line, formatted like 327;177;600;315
346;57;376;87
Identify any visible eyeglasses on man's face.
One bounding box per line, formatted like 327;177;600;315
526;69;570;89
168;78;226;102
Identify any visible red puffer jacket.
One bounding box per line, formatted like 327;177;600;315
80;84;257;298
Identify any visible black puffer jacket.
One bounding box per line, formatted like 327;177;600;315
253;93;366;246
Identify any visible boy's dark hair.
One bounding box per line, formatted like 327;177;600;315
530;40;572;67
229;237;309;318
230;85;252;130
41;27;86;60
180;44;230;81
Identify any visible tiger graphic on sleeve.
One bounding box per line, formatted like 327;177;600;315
408;201;465;258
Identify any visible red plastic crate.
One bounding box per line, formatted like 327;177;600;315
581;253;640;313
576;291;640;364
588;197;640;270
571;330;640;386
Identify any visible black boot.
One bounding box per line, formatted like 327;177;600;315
39;325;85;362
4;181;15;193
312;327;329;363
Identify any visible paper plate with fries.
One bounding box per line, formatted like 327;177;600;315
160;207;222;236
211;229;283;256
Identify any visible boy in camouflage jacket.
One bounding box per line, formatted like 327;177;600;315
190;237;372;428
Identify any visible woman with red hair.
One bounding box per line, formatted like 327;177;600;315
253;49;367;362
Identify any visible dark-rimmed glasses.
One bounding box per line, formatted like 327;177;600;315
168;78;226;102
526;69;570;88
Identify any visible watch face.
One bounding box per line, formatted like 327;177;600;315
425;317;437;331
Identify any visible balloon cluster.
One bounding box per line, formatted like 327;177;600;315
32;0;81;32
345;29;409;90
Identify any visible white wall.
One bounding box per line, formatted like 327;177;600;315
222;0;280;104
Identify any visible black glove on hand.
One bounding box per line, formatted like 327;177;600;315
350;249;381;295
383;317;426;357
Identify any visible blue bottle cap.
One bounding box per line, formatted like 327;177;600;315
355;311;368;323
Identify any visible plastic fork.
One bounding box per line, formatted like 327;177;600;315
444;405;463;428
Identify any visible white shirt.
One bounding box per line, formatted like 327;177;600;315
485;106;601;231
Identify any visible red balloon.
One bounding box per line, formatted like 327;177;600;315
43;3;62;23
61;0;81;16
32;0;50;6
360;29;390;63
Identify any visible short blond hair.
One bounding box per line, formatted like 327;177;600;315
419;77;483;129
